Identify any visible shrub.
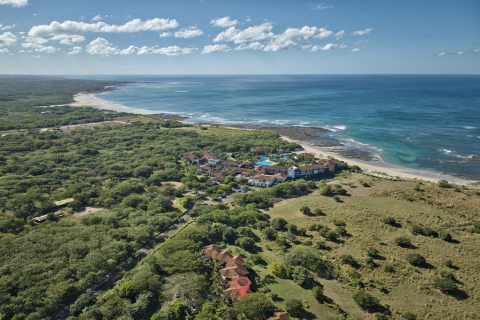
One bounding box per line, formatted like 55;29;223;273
422;227;438;237
411;226;424;235
439;270;455;280
336;226;347;237
299;205;311;214
235;237;255;249
437;180;451;188
438;230;452;241
314;240;328;250
383;264;395;273
382;217;396;225
365;257;375;269
472;221;480;233
286;299;304;316
269;262;288;278
393;236;411;247
333;195;341;202
403;312;417;320
323;230;339;241
406;253;426;266
254;221;270;230
352;291;380;310
70;294;96;316
262;227;277;241
292;266;314;287
365;247;379;258
285;245;322;270
332;220;346;226
339;254;358;268
311;286;325;302
433;277;458;292
443;260;454;268
271;218;288;230
313;208;323;215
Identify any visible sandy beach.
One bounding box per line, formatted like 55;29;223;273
70;92;479;187
70;93;154;115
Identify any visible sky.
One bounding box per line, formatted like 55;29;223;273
0;0;479;74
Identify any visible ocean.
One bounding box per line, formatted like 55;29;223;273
70;75;480;179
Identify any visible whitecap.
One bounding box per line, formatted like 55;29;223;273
174;91;190;93
464;126;476;129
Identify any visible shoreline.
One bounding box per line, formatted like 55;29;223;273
70;92;480;187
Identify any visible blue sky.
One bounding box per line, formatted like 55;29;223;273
0;0;478;74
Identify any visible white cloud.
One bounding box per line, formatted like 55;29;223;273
174;27;203;39
202;44;231;54
264;39;296;52
309;3;333;10
334;30;345;40
235;42;265;51
51;34;86;45
159;32;171;38
301;44;313;50
92;15;103;22
33;55;41;58
67;46;82;55
119;45;194;56
436;52;446;57
210;16;239;28
1;24;16;30
0;0;28;7
85;37;118;56
352;28;372;36
0;32;17;46
454;51;465;55
29;18;179;37
474;49;480;53
351;48;361;52
263;26;333;52
311;43;346;51
0;48;9;53
22;37;58;53
214;23;274;44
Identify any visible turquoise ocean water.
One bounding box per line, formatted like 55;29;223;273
71;75;480;179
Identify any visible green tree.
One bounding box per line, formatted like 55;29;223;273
285;245;322;270
262;227;277;240
134;165;153;178
299;205;311;214
69;294;96;316
406;253;426;266
286;298;304;316
311;286;325;302
229;293;275;320
235;237;255;249
269;262;288;278
433;277;458;293
352;291;380;310
271;217;288;230
292;266;313;287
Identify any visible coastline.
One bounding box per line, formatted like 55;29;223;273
70;92;479;187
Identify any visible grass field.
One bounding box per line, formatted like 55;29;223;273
259;173;480;319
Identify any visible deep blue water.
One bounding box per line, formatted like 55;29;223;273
70;75;480;178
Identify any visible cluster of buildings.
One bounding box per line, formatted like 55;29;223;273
183;147;344;188
203;244;289;320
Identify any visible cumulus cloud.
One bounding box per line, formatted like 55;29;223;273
213;23;274;44
174;27;203;38
263;26;333;52
474;49;480;53
0;32;17;46
92;15;103;22
311;43;346;51
159;32;171;38
202;44;231;54
351;48;361;52
234;42;265;51
21;37;57;53
118;45;194;56
352;28;372;36
334;30;345;40
67;46;82;55
210;16;239;28
29;18;179;37
436;52;446;57
0;0;28;7
0;48;9;53
51;34;86;45
85;37;118;56
453;51;465;55
1;24;16;30
308;3;333;10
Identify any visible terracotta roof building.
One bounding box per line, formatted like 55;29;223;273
203;244;252;302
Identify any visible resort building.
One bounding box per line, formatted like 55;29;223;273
203;244;252;302
248;173;289;187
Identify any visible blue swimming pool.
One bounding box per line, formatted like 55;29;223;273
256;156;272;166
